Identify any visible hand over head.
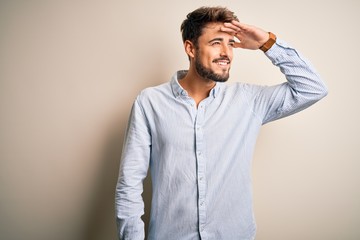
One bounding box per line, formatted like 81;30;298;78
220;20;269;50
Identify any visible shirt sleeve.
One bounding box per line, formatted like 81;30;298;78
115;97;151;240
252;38;328;124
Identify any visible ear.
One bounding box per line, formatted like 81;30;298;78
184;40;196;59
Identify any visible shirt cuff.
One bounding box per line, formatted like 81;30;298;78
264;38;299;65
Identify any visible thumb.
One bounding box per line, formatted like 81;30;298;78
234;42;246;49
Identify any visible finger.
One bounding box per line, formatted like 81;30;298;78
223;22;241;32
220;26;239;35
233;32;247;49
231;20;251;31
234;31;246;41
233;42;245;49
230;20;241;27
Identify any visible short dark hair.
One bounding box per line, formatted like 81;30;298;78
180;6;238;47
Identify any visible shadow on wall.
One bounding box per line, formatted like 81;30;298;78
82;116;124;240
80;47;169;238
142;171;153;239
81;107;153;240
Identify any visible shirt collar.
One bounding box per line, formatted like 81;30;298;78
170;70;223;99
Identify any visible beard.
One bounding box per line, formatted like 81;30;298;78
194;54;230;83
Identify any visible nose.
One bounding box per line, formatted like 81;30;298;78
220;43;232;57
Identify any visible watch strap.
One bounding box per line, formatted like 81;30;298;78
259;32;277;52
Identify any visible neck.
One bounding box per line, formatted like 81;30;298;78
179;68;216;106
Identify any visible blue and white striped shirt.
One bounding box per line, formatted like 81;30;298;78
115;39;327;240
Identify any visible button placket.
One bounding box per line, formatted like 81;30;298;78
195;103;207;237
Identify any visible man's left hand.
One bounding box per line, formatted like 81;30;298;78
221;20;270;50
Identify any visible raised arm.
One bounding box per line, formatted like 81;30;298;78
222;20;328;124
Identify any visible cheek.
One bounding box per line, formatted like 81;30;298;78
197;48;219;66
199;53;213;66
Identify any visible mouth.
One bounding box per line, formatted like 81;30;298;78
213;58;230;67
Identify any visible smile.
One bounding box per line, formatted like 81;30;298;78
213;58;230;66
216;61;229;66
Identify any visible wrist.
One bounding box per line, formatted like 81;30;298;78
259;32;277;52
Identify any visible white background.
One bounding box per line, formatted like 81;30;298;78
0;0;359;239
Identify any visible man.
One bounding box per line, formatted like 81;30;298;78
115;6;327;240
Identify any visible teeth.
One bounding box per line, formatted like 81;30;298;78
217;61;228;66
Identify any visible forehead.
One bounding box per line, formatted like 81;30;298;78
199;22;233;41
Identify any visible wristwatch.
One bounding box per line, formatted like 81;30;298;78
259;32;277;52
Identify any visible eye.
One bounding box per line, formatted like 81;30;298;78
228;42;235;48
211;41;221;46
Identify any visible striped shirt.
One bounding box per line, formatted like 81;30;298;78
115;39;328;240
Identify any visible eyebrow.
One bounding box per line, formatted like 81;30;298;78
209;38;236;44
